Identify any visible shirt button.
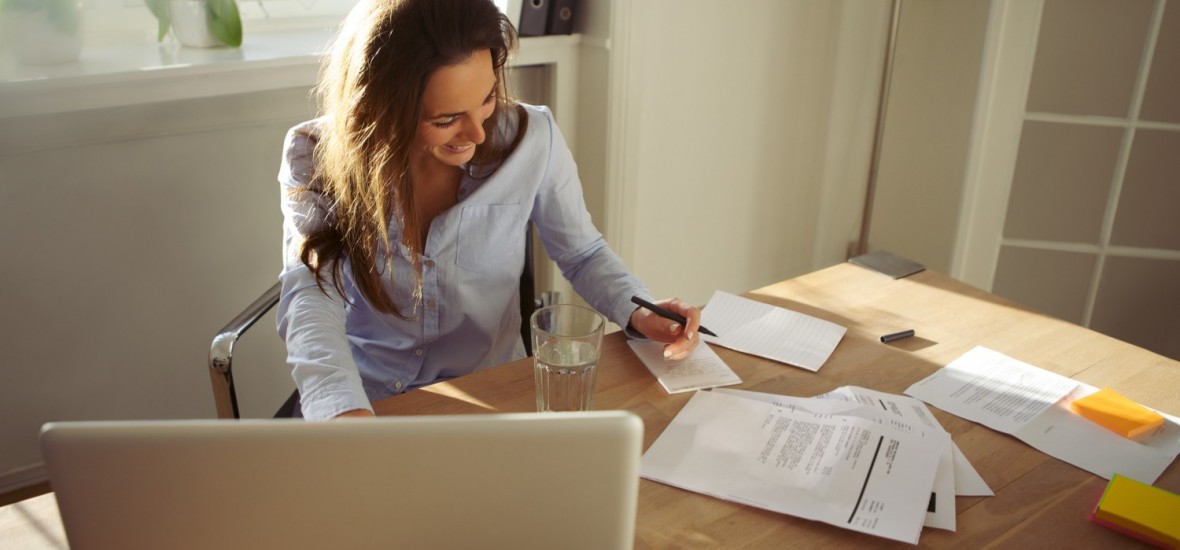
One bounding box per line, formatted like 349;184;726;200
414;348;424;357
424;259;435;268
426;299;436;309
395;381;404;390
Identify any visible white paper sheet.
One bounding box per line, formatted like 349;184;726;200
951;446;993;497
642;390;945;544
813;389;950;531
700;290;846;372
718;386;976;532
627;341;741;394
906;346;1180;483
813;386;993;497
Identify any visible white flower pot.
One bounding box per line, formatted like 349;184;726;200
169;0;222;48
1;3;83;65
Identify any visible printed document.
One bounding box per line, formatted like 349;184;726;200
718;386;991;532
700;290;846;371
627;341;741;394
906;346;1180;483
641;390;945;544
812;386;993;497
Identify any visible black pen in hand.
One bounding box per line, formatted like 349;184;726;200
630;296;718;337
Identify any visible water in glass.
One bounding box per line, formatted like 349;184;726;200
535;339;598;412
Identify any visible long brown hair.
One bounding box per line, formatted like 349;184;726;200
299;0;519;317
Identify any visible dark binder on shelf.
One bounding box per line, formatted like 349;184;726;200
546;0;576;35
518;0;549;37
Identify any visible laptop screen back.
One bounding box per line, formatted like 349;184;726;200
41;411;642;550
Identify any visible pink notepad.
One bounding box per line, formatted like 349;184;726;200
1090;474;1180;548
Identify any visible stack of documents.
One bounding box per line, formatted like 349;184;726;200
640;386;991;544
905;346;1180;483
699;290;846;372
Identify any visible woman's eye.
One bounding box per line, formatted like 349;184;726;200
433;117;459;129
483;91;496;105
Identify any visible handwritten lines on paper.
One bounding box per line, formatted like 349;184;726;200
700;290;847;372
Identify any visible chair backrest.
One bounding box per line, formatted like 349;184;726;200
208;224;541;419
519;219;538;354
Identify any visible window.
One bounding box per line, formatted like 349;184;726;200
81;0;360;47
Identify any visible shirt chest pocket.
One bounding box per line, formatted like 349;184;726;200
456;203;526;274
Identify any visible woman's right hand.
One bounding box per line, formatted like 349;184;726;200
628;297;703;361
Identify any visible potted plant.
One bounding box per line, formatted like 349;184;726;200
145;0;242;48
0;0;83;64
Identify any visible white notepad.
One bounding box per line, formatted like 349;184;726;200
700;290;846;371
628;341;741;394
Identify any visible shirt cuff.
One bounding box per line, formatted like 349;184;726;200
623;316;647;340
299;388;374;421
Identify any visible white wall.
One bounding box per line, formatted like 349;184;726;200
0;0;899;492
0;90;313;490
865;0;991;273
615;0;891;304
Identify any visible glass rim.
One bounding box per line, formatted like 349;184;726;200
529;303;605;338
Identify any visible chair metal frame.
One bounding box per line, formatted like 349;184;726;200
208;282;282;419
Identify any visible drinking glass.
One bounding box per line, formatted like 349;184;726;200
530;304;605;412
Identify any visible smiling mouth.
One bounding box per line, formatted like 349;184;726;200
444;144;474;153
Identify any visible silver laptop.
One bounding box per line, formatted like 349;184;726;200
41;411;642;550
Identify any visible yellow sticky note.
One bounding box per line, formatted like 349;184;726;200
1092;474;1180;548
1070;388;1164;439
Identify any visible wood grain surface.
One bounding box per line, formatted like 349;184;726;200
375;262;1179;549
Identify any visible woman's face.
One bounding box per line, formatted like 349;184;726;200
414;49;498;169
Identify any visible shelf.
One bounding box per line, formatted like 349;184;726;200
0;30;582;119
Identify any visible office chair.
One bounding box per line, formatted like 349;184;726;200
208;225;540;419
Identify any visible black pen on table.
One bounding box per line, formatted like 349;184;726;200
880;329;915;343
630;296;718;337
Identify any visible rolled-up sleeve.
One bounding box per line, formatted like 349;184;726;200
530;109;649;329
276;122;372;419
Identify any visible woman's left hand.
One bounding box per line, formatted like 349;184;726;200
628;297;702;360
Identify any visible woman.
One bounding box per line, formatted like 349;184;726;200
277;0;702;419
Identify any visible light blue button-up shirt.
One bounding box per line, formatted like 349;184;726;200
277;104;650;420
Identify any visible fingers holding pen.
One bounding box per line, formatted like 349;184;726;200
663;299;702;360
630;296;703;360
663;297;702;339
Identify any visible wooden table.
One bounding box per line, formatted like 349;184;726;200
0;493;65;549
4;263;1176;548
374;262;1180;549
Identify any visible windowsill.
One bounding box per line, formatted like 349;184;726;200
0;29;581;119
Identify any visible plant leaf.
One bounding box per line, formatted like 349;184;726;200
143;0;170;42
206;0;242;48
45;0;81;34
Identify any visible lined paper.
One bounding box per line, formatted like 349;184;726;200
700;290;846;371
